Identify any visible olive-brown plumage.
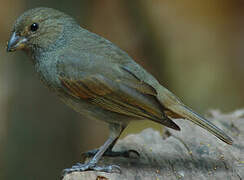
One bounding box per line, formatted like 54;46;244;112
7;7;233;175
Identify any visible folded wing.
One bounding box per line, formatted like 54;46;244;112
59;74;180;130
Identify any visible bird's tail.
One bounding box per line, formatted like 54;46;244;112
158;86;233;145
168;103;233;145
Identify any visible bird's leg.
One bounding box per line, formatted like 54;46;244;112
82;138;140;158
62;124;125;176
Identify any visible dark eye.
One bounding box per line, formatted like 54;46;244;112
30;23;39;32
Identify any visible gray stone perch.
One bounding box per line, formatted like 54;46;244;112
63;110;244;180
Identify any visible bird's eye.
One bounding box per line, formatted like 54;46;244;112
30;23;39;32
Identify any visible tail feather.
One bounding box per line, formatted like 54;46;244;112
168;104;233;145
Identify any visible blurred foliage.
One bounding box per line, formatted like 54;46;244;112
0;0;244;179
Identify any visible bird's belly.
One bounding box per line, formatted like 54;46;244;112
59;94;133;125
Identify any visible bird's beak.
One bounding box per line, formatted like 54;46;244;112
6;32;27;52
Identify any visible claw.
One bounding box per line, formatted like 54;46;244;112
110;165;122;174
61;168;72;177
125;150;140;159
72;162;82;167
61;163;121;178
93;164;121;173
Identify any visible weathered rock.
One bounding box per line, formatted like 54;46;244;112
63;110;244;180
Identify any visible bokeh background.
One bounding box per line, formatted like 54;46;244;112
0;0;244;179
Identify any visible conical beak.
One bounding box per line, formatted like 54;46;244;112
7;32;27;52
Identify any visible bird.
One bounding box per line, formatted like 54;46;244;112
7;7;233;175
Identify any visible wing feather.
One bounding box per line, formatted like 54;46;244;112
59;74;180;130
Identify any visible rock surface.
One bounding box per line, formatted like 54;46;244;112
63;110;244;180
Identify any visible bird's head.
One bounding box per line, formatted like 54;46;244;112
7;7;76;53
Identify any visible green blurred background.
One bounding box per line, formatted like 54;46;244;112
0;0;243;179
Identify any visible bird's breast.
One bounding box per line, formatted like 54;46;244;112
34;58;61;92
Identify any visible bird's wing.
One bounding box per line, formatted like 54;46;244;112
59;73;180;130
121;63;233;145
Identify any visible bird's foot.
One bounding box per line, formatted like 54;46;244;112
62;162;121;176
82;149;140;158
